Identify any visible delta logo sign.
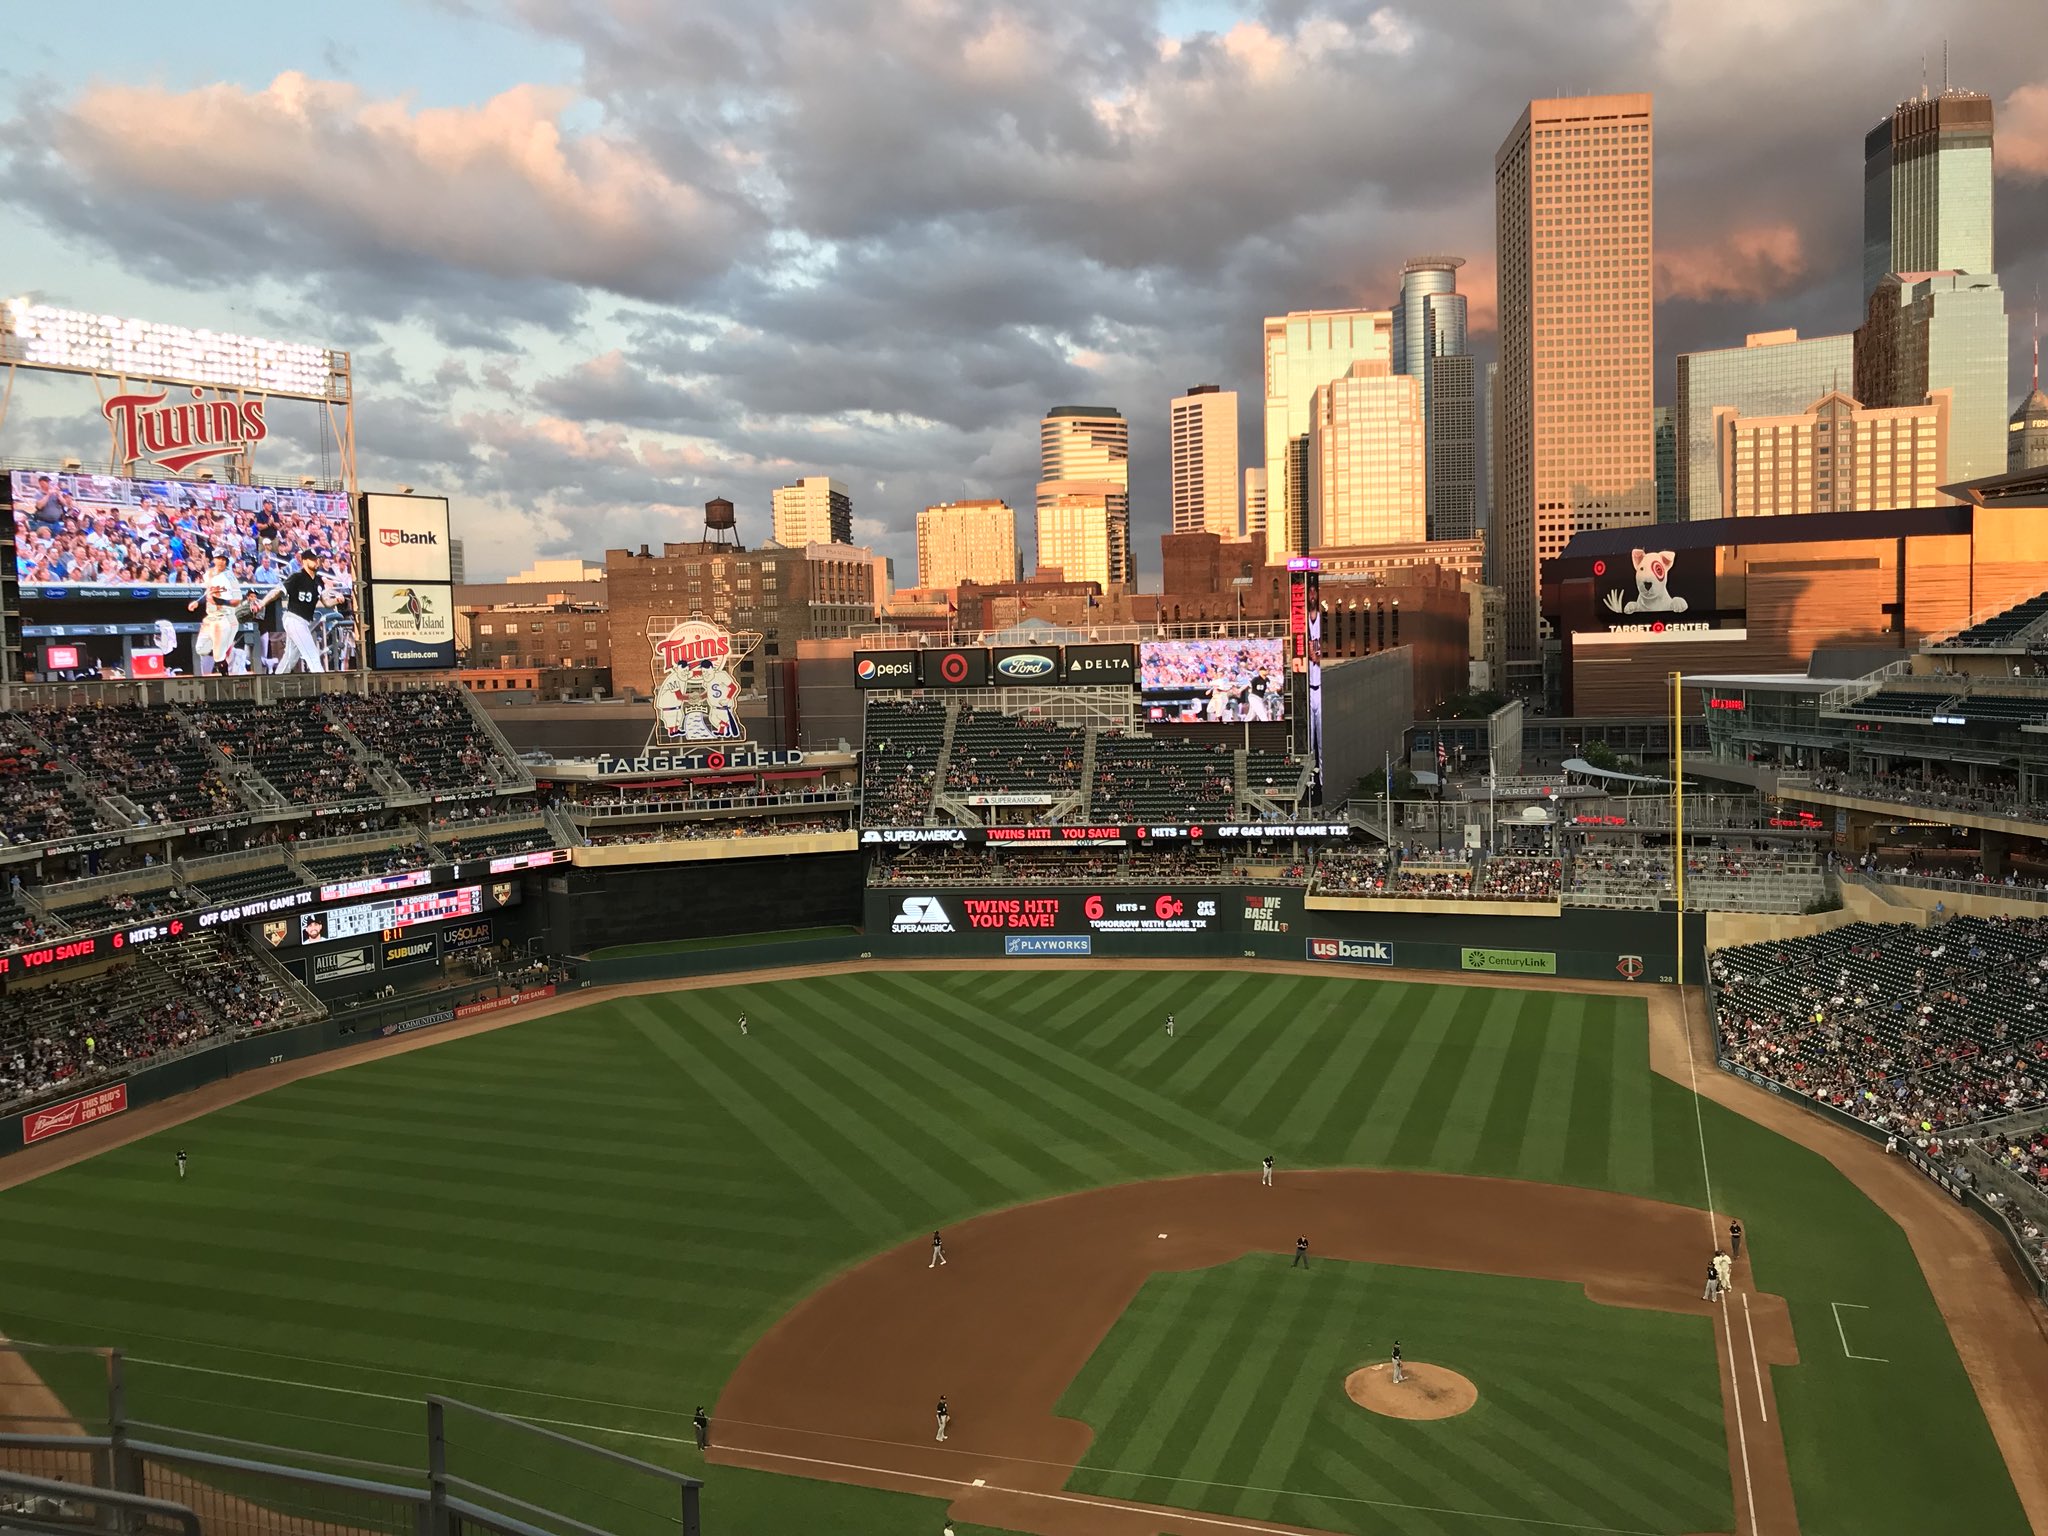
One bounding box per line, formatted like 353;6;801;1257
104;387;267;473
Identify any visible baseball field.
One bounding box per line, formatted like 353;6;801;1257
0;964;2032;1536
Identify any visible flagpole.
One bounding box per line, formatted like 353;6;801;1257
1672;670;1685;989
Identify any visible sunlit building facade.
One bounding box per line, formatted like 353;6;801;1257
1262;308;1393;564
1494;92;1657;658
1032;483;1118;590
1169;385;1240;537
1675;330;1855;521
1307;361;1425;548
1863;89;1995;300
1713;388;1950;518
1038;406;1131;586
1394;258;1478;540
770;476;852;547
916;499;1018;590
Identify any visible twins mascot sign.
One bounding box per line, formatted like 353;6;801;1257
652;620;756;742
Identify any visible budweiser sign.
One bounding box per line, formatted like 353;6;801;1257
104;386;267;474
21;1083;129;1144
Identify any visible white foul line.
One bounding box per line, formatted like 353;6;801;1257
1830;1302;1889;1363
1740;1293;1768;1422
1718;1293;1760;1534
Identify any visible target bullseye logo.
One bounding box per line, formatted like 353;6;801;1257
938;651;969;685
1593;559;1607;577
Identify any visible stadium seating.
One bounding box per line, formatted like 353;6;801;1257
1091;733;1236;821
1842;689;1954;720
944;710;1085;797
188;698;375;803
44;877;195;935
184;859;304;907
18;705;243;825
0;737;105;846
0;932;309;1110
861;700;948;823
1711;915;2048;1136
1943;588;2048;648
327;687;506;792
433;824;559;862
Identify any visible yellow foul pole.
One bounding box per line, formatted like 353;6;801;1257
1673;670;1685;988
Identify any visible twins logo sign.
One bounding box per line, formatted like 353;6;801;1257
652;620;758;743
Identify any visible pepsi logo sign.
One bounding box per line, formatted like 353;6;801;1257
856;659;878;682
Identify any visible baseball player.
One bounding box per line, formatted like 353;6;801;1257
692;1407;709;1451
1713;1249;1734;1295
187;554;244;676
738;1013;748;1036
929;1230;947;1268
1702;1261;1722;1301
1292;1234;1310;1269
176;1149;187;1180
1165;1014;1175;1038
255;549;335;673
1261;1155;1274;1187
1728;1220;1743;1260
1391;1340;1404;1385
935;1395;949;1442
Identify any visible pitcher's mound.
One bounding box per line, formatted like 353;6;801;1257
1344;1362;1477;1421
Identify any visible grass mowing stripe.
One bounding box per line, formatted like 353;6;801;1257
1299;1444;1471;1536
1164;1268;1319;1508
656;990;984;1217
1602;1000;1656;1195
1512;995;1585;1183
1064;971;1184;1052
1160;977;1317;1108
1424;988;1529;1172
879;974;1254;1169
1339;987;1463;1164
1091;1271;1250;1501
1226;1273;1367;1523
823;999;1122;1189
1479;1374;1723;1531
1223;985;1360;1129
1127;971;1255;1082
1378;987;1494;1169
1287;983;1423;1151
621;998;899;1234
1058;1278;1208;1489
1557;1007;1619;1191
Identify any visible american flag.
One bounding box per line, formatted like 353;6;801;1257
1436;735;1448;773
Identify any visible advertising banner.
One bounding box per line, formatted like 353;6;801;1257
441;919;494;953
454;984;557;1020
1139;637;1286;723
922;647;990;688
380;934;441;969
990;645;1060;686
1006;935;1092;956
361;493;453;583
874;888;1230;938
1059;643;1137;687
853;650;921;689
1576;547;1736;636
21;1084;129;1144
369;581;456;669
1307;937;1394;965
1460;946;1557;974
312;946;375;980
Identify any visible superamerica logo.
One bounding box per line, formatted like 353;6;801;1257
892;896;954;934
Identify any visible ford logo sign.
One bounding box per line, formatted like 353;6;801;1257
998;653;1055;679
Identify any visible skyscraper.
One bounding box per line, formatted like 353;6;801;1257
770;476;852;546
2013;321;2048;473
1495;92;1656;658
1262;308;1393;565
916;499;1019;590
1674;329;1855;519
1713;388;1950;516
1863;87;1995;301
1856;271;2008;482
1394;258;1478;540
1653;407;1676;523
1037;406;1132;585
1169;385;1240;537
1243;467;1268;541
1033;484;1119;590
1307;361;1425;548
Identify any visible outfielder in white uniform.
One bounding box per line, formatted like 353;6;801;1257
188;556;245;676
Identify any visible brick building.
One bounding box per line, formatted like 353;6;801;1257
605;537;880;699
460;600;611;697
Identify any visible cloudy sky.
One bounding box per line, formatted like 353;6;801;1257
3;0;2044;583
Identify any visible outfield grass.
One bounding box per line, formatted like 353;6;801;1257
1062;1261;1728;1535
584;924;857;959
0;969;2028;1536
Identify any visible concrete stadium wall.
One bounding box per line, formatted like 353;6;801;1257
548;853;864;954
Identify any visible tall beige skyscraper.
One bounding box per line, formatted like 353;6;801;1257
1170;385;1240;536
1262;308;1393;564
1243;467;1268;540
1495;92;1655;657
770;475;852;546
1307;361;1425;547
1037;406;1132;585
916;499;1019;590
1034;483;1119;589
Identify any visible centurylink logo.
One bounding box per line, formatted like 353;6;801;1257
997;652;1055;680
892;896;954;934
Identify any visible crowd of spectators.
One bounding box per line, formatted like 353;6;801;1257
1711;915;2048;1140
20;705;242;824
1480;856;1563;900
861;701;947;824
945;712;1085;798
1812;770;2026;821
1091;734;1236;821
189;698;373;804
0;934;298;1108
0;735;103;846
1858;853;2048;898
328;687;505;792
1310;848;1396;894
583;814;849;847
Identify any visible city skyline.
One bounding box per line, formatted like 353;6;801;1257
0;3;2042;583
